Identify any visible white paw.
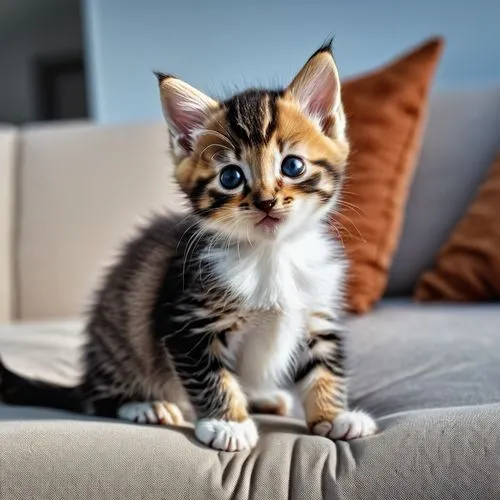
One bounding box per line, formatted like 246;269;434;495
195;418;258;451
312;410;378;441
117;401;185;425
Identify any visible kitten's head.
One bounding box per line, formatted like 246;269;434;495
157;41;349;243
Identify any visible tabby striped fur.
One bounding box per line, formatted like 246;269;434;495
0;41;377;451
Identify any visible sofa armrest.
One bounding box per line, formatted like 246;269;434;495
0;125;18;323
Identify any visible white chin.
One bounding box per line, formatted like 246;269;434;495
257;224;281;236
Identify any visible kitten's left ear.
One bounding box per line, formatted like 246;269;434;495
155;72;218;160
287;41;346;139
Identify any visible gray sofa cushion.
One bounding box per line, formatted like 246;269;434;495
387;87;500;296
1;403;499;500
1;300;500;499
348;299;500;415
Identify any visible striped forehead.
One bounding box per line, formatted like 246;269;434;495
223;89;283;152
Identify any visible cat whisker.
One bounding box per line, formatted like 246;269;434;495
196;129;235;149
182;225;212;287
199;142;232;158
336;199;366;218
176;217;203;251
328;221;346;248
330;209;366;241
211;119;237;147
245;222;253;247
329;213;366;243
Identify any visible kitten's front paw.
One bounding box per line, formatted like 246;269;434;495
311;410;377;441
195;418;258;451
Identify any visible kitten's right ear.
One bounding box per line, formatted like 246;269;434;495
286;40;346;140
155;73;217;159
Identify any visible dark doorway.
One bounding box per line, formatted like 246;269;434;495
34;53;89;121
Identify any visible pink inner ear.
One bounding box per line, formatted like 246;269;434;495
166;100;205;137
304;66;337;118
310;70;335;115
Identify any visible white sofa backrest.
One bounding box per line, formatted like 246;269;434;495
0;125;18;323
16;121;186;320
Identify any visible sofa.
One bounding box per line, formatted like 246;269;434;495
0;85;500;500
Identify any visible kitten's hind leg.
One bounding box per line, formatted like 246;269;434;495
248;390;294;417
117;401;185;426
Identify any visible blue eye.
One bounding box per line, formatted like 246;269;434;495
281;156;305;178
220;165;244;190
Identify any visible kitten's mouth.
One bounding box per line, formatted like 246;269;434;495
256;215;282;231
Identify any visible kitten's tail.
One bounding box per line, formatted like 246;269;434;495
0;356;84;413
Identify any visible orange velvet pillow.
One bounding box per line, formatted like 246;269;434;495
338;38;444;313
414;152;500;302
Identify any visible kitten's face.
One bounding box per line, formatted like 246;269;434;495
158;43;349;243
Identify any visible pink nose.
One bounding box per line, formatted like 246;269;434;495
253;198;277;214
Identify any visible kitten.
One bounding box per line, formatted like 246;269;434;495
0;41;377;451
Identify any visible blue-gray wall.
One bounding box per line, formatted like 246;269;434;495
83;0;500;124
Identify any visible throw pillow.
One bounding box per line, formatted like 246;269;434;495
339;37;444;313
414;152;500;302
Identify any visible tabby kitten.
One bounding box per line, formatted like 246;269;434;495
0;42;377;451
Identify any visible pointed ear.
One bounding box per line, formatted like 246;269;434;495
155;73;218;159
287;42;345;139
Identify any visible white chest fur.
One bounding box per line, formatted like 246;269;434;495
209;227;345;390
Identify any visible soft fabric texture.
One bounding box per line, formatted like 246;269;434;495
339;38;444;313
0;126;17;323
17;122;186;320
2;300;500;499
347;299;500;414
387;87;500;296
414;153;500;301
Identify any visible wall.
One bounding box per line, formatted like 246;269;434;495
84;0;500;124
0;0;82;124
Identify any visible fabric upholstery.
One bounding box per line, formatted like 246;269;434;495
347;299;500;415
16;121;186;320
1;300;500;499
340;38;444;314
0;125;17;323
0;404;499;500
387;86;500;295
414;153;500;301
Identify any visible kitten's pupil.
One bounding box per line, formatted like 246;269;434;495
281;156;305;178
220;165;244;190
